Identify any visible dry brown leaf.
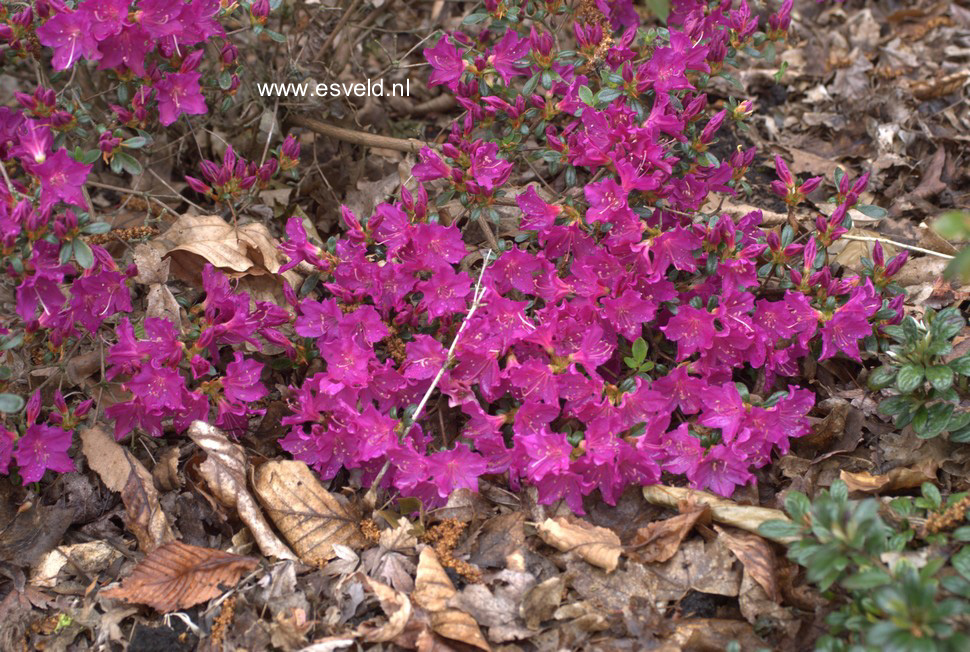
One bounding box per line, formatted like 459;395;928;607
81;426;175;552
101;541;258;612
643;485;795;542
253;460;366;565
159;215;300;292
188;421;297;561
152;446;182;492
133;243;181;326
631;501;710;563
831;229;896;274
715;526;780;602
536;516;621;572
840;461;938;494
30;542;123;589
0;501;74;567
666;618;765;650
357;576;413;643
413;547;490;651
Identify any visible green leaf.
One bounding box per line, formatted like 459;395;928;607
784;491;811;521
1;333;23;351
931;308;965;341
950;425;970;443
933;210;970;241
922;401;954;438
953;526;970;542
878;395;912;417
461;10;487;24
912;404;929;435
80;149;101;164
0;393;24;413
81;221;112;235
868;365;897;390
122;136;148;149
842;568;892;590
950;355;970;376
623;356;639;370
113;151;143;176
830;480;849;503
758;519;801;541
926;365;954;392
921;482;942;509
218;69;233;91
945;246;970;283
73;239;94;269
952;547;970;581
578;85;594;107
596;88;622;104
896;364;925;394
644;0;670;23
264;29;286;43
855;204;888;219
632;337;648;364
59;242;74;265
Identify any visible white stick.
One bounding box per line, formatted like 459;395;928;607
839;234;954;260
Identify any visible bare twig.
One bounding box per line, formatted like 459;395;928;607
839;234;954;260
315;0;364;63
364;250;494;509
287;114;426;153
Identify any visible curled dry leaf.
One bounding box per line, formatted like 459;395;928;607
30;541;123;589
158;215;301;296
413;547;490;651
357;576;412;643
631;499;710;564
101;541;258;613
536;516;621;572
188;421;297;561
152;446;182;492
840;461;938;494
643;485;795;543
133;243;181;326
253;460;366;566
81;426;174;552
715;526;780;603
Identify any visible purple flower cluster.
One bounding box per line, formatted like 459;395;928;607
269;0;909;512
105;265;283;440
32;0;223;125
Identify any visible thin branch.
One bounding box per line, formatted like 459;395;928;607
364;250;494;508
315;0;364;63
839;234;954;260
287;115;426;153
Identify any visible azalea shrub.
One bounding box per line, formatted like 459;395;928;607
1;0;915;513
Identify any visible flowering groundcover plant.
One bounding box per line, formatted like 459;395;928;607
1;0;911;515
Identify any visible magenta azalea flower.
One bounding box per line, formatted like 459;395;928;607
37;9;100;70
14;423;75;484
33;149;92;212
154;71;207;126
424;36;465;90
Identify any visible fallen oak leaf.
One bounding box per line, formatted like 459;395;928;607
253;460;366;565
101;541;258;612
840;461;937;495
643;485;795;543
356;575;413;643
413;547;490;651
631;499;710;563
188;421;297;561
81;426;175;552
715;525;781;603
536;516;621;572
